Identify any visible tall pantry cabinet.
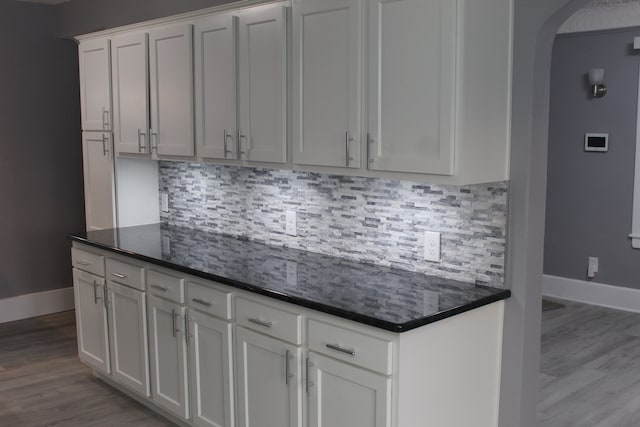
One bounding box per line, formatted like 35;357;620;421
78;38;116;232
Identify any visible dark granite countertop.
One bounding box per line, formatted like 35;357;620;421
68;223;510;333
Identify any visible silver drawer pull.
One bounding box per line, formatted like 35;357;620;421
248;318;273;328
326;343;356;356
111;272;127;279
192;298;213;307
76;260;91;266
151;284;169;292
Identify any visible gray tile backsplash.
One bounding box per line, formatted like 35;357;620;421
158;162;508;287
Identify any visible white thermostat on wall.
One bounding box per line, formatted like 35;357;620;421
584;133;609;152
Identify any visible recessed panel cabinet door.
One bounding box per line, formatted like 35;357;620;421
148;295;190;420
73;269;110;375
82;132;115;231
194;13;238;160
79;38;112;131
188;310;234;427
236;327;302;427
238;4;288;164
112;33;150;155
307;353;391;427
107;282;150;397
292;0;362;168
149;24;195;157
367;0;456;175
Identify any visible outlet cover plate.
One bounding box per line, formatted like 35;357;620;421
286;211;297;236
424;231;441;263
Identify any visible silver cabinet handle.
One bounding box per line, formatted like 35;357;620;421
248;317;272;328
171;309;179;338
185;313;191;344
92;280;100;305
192;298;213;307
103;282;109;307
346;131;355;167
151;284;169;293
238;129;248;159
76;260;91;267
223;129;234;158
137;128;147;153
103;108;110;130
150;129;158;153
326;343;356;356
102;134;110;156
306;357;314;393
285;350;292;385
111;272;126;279
367;133;375;168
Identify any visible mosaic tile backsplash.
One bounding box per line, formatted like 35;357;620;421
158;162;508;287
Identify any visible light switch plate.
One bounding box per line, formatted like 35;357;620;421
286;211;297;236
424;231;441;263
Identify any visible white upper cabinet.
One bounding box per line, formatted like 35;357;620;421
149;24;195;157
194;13;238;161
79;38;112;132
292;0;362;169
367;0;456;176
238;3;288;164
82;132;116;231
111;33;150;155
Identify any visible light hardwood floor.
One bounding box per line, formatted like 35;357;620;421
0;311;173;426
539;298;640;427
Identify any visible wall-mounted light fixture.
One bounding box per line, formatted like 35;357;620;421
589;68;607;98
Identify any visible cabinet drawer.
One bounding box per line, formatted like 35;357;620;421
106;258;145;291
308;319;393;375
147;269;185;303
236;297;302;345
71;247;105;277
187;281;232;320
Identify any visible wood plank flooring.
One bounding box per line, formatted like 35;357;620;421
539;298;640;427
0;311;173;426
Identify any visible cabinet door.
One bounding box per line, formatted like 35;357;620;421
73;269;110;374
79;38;112;131
367;0;456;175
194;13;238;160
292;0;361;168
112;32;150;155
236;327;302;427
107;282;150;397
188;310;234;427
307;352;391;427
149;24;195;157
82;132;116;231
148;295;189;420
238;4;287;164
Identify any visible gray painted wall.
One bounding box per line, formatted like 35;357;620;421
0;1;85;299
545;28;640;288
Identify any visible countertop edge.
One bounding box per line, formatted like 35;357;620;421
69;234;511;333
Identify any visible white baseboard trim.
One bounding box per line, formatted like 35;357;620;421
0;287;75;324
543;274;640;313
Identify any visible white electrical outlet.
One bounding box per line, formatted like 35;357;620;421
588;256;599;278
424;231;441;263
161;193;169;212
286;211;297;236
286;261;298;285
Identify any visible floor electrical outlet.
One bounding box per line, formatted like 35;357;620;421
286;211;297;236
424;231;441;263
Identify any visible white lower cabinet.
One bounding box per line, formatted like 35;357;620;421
73;269;110;375
71;244;505;427
188;309;234;427
148;295;190;420
236;327;302;427
307;352;391;427
107;281;150;397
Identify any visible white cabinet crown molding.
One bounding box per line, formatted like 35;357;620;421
73;0;291;43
